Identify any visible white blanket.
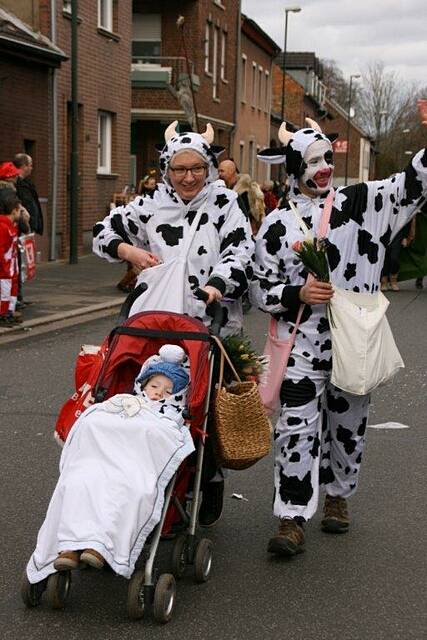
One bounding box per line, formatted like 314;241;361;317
27;398;194;583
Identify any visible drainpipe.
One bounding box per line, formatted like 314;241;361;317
69;0;79;263
229;2;241;155
49;0;58;260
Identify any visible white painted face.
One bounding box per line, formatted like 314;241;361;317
300;139;334;195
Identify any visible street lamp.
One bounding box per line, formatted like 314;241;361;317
280;6;301;182
376;109;388;178
280;6;301;123
344;73;360;186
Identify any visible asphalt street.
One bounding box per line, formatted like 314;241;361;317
1;286;426;640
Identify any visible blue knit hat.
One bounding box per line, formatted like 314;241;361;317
136;361;189;394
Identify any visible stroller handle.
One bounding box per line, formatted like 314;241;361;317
117;284;223;336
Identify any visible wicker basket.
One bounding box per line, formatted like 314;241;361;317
212;338;271;470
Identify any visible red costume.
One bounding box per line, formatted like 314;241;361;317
0;216;18;315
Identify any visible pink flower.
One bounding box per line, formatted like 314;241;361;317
292;240;304;252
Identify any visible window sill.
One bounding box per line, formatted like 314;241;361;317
97;27;121;42
241;98;247;104
221;78;228;84
213;0;225;10
63;10;82;24
213;97;221;103
97;172;119;179
205;70;213;78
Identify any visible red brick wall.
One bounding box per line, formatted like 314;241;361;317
44;0;132;257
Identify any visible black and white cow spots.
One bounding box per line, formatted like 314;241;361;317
262;220;287;255
280;376;317;407
357;229;379;264
279;468;313;506
214;194;230;209
343;262;356;281
156;224;183;247
326;390;350;414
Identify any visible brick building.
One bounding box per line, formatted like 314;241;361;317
232;14;279;183
0;3;66;260
0;0;132;260
131;0;240;187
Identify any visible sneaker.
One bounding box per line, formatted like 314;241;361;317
415;277;424;290
198;480;224;527
0;315;17;328
53;550;80;571
321;495;350;533
267;518;305;556
80;548;105;569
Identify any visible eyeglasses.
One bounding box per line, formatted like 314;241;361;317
168;165;207;179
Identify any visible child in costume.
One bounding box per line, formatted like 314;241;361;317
26;345;193;583
0;189;21;327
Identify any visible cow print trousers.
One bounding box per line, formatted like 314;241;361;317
273;353;370;522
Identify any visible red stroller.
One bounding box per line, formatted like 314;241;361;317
21;290;224;624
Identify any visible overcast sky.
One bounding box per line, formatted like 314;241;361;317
242;0;427;86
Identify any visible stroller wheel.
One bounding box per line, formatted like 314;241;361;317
153;574;176;624
194;538;213;583
127;569;145;620
171;534;187;579
20;570;46;608
45;571;71;609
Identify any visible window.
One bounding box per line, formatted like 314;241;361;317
258;66;263;109
204;21;211;73
239;142;245;172
248;140;254;177
241;54;247;102
212;26;219;99
63;0;71;13
220;31;227;81
98;0;113;32
98;111;112;174
264;70;270;112
132;13;161;59
251;62;257;107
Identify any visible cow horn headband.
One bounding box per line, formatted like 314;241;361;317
164;120;214;144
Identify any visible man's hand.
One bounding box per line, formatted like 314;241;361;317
201;285;223;305
118;243;161;270
299;280;334;305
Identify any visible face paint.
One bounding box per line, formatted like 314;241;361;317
300;140;334;195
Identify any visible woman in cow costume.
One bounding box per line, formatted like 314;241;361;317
252;118;427;556
93;121;253;526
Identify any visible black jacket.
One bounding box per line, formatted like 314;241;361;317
16;177;44;235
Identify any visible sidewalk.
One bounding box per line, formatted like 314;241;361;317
0;254;127;342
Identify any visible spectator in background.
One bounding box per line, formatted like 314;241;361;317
13;154;44;236
234;173;265;235
137;170;157;197
262;180;278;214
398;200;427;289
218;158;239;189
0;189;22;327
381;221;415;292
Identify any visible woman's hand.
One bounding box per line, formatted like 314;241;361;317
118;243;161;270
201;285;223;305
299;279;334;305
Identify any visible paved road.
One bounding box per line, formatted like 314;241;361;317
1;286;426;640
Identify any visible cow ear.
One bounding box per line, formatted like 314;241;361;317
210;144;225;158
257;146;287;165
326;133;339;143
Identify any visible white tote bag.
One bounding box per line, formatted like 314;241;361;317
129;201;206;317
329;288;404;396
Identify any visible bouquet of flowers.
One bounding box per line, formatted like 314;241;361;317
222;334;268;384
292;237;335;326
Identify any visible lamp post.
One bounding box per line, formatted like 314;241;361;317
344;73;360;186
376;109;388;178
279;6;301;182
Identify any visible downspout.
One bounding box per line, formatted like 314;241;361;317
229;1;241;155
49;0;58;260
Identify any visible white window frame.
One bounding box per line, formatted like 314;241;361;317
212;26;219;99
220;31;227;81
264;70;270;112
248;139;254;177
98;0;113;32
239;141;245;172
204;21;211;74
251;62;257;107
258;65;263;110
97;111;112;175
63;0;71;13
241;54;247;102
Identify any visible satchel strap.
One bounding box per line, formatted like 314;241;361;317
211;335;242;390
317;188;335;240
270;300;305;346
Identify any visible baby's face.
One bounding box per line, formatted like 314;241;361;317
144;374;173;401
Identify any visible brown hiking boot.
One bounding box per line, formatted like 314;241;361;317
80;548;105;569
54;550;80;571
321;495;350;533
267;518;305;556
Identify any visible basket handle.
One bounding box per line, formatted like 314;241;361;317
211;336;242;389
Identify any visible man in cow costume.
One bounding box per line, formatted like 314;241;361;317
93;121;253;526
252;118;427;556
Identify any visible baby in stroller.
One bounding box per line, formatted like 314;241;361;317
26;344;194;585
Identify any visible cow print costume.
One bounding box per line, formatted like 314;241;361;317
93;125;254;336
253;121;427;522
